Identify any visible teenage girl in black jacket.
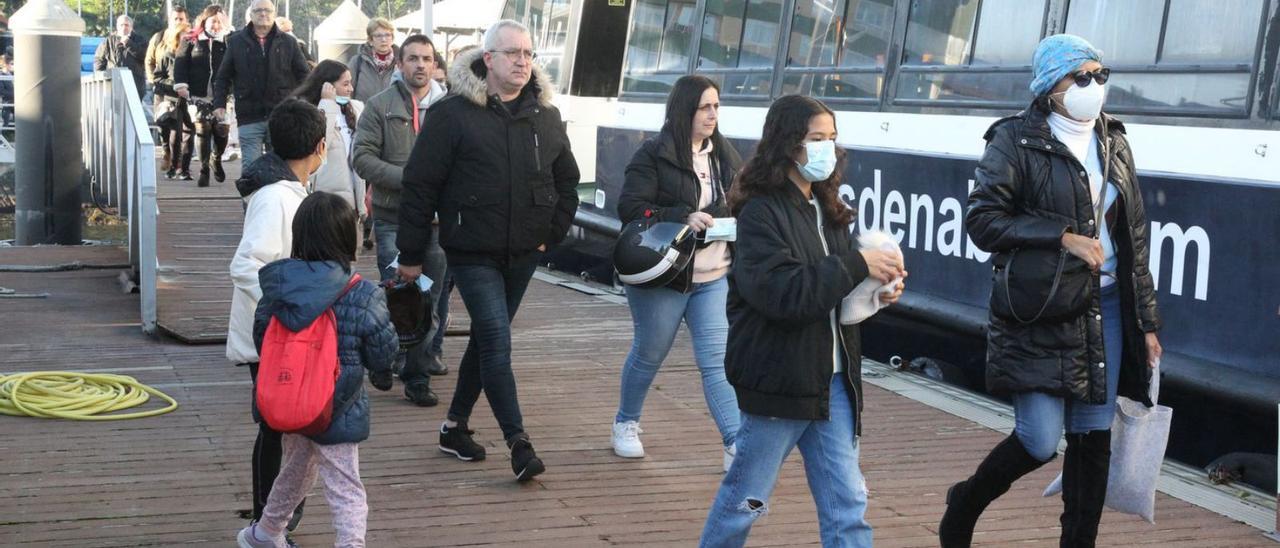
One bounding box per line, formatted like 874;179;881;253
698;95;903;548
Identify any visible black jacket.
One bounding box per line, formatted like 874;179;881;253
726;184;871;430
397;47;580;267
174;33;227;98
618;132;741;292
966;97;1160;406
235;152;297;198
212;23;310;125
151;47;183;101
95;32;147;95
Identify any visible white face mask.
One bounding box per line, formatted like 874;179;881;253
795;140;837;182
309;143;327;177
1058;81;1107;121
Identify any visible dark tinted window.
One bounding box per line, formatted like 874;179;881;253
787;0;894;68
897;0;1048;105
699;0;785;70
1065;0;1265;115
622;0;698;93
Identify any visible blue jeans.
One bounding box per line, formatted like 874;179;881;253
700;376;872;548
430;273;453;357
1013;283;1124;461
374;220;448;384
446;254;539;441
617;278;739;447
238;120;271;171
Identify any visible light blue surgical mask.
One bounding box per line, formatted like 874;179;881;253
795;140;837;182
334;95;351;106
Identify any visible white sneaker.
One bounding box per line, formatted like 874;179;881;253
611;421;644;458
723;443;736;473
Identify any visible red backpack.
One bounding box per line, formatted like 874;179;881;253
256;275;362;436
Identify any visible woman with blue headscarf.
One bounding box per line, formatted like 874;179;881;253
941;34;1164;547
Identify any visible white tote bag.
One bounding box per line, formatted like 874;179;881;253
1043;365;1173;523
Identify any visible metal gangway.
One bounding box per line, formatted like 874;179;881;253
80;67;157;334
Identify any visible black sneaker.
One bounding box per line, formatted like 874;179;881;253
426;354;449;376
439;422;486;461
179;171;194;181
404;381;438;407
508;434;545;482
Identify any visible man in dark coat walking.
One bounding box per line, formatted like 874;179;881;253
396;20;580;482
212;0;310;170
94;15;147;98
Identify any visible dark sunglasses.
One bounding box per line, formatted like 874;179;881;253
1072;67;1110;87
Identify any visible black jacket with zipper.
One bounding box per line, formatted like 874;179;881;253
396;47;580;267
966;97;1160;406
726;183;871;431
174;33;226;98
212;23;310;125
618;131;742;292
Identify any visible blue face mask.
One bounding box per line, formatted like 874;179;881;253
334;95;351;106
795;140;837;182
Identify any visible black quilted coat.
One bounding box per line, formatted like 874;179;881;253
965;97;1160;405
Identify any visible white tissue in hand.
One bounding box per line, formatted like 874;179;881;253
704;218;737;242
840;231;903;325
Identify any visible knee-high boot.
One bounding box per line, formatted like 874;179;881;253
212;123;229;182
939;434;1051;547
1060;429;1110;548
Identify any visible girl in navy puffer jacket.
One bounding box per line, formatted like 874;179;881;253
239;193;397;548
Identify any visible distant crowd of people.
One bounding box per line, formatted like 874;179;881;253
105;6;1167;547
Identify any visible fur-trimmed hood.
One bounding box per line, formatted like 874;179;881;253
447;47;555;109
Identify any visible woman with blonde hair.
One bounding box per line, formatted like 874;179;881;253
152;19;194;180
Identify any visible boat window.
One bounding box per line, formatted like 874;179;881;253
781;0;894;102
1064;0;1265;116
695;0;785;96
622;0;698;94
895;0;1048;107
498;0;572;90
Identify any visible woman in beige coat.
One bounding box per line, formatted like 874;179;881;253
292;60;367;222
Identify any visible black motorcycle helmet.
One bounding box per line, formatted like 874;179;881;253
613;220;695;288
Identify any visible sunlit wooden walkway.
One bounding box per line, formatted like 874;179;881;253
0;159;1273;546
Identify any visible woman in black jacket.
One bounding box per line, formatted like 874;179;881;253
152;22;195;181
698;95;903;548
611;76;743;469
941;35;1162;548
175;5;230;187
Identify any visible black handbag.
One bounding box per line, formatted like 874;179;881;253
990;247;1091;324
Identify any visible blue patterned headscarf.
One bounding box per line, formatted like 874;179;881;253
1030;34;1102;96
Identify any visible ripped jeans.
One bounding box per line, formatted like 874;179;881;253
699;376;872;547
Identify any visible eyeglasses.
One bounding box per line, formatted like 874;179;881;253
250;8;274;14
489;48;537;61
371;32;394;40
1071;67;1110;87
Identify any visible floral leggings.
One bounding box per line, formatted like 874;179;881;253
259;434;367;547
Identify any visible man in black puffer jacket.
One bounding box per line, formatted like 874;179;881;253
212;0;309;170
396;20;579;482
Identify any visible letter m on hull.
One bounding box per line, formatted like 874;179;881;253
1150;222;1210;301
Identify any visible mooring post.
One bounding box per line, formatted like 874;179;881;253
10;0;85;245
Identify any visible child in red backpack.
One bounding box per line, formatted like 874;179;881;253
238;192;398;548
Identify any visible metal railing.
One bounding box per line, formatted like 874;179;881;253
82;68;158;335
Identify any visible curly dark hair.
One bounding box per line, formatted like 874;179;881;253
728;95;853;227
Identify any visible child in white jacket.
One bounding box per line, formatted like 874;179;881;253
226;97;328;531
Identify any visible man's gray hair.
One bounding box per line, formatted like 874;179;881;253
116;15;133;25
482;19;531;52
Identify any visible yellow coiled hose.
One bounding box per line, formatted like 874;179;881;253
0;372;178;420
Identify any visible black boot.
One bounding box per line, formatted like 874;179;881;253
197;167;210;187
939;435;1051;547
1060;430;1110;548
